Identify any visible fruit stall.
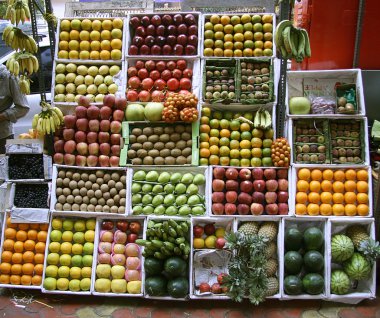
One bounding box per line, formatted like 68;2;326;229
0;7;377;307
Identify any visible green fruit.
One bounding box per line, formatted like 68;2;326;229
186;184;199;195
133;206;143;215
343;253;371;280
142;205;154;215
132;194;142;205
285;227;303;251
179;205;191;216
164;184;175;193
146;171;159;182
133;170;146;181
284;275;302;295
154;205;166;215
303;250;324;273
164;194;176;205
170;172;182;183
302;273;324;295
187;195;201;206
193;174;206;185
330;270;351;295
158;172;171;183
175;183;186;194
145;276;167;296
284;251;303;275
144;257;164;276
69;279;81;292
152;194;164;206
303;227;324;251
175;195;188;206
43;277;57;290
142;194;153;205
164;256;187;277
167;277;189;298
131;183;142;193
331;234;354;263
192;206;205;215
152;184;164;194
181;173;194;184
142;184;153;193
165;206;178;215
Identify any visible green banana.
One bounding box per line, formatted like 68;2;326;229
274;20;293;53
290;27;299;58
300;28;311;57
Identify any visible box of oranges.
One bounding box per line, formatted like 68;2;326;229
292;165;372;218
0;213;49;289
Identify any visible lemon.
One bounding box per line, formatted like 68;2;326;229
205;235;217;248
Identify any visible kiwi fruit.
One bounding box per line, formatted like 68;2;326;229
95;205;103;212
176;140;186;150
81;173;89;181
137;149;148;158
111;172;120;181
131;128;142;136
85;181;92;189
63;203;72;211
137;135;148;143
174;125;185;133
153;127;164;135
176;156;187;165
159;134;170;142
131;158;142;165
79;188;87;196
181;132;191;140
100;184;109;193
186;140;192;147
113;195;120;205
74;196;82;204
143;156;154;165
119;189;126;198
58;170;65;178
56;188;63;196
72;189;80;196
170;133;181;142
62;188;71;196
154;157;165;165
143;127;153;136
171;148;182;157
164;126;174;134
148;149;160;157
165;156;176;165
107;198;115;207
66;195;74;204
110;206;119;214
160;149;170;157
90;197;98;205
115;182;124;191
148;134;159;143
102;206;110;213
87;204;95;212
154;142;165;150
96;170;104;178
92;183;100;191
95;190;103;199
143;141;154;150
56;178;63;187
165;141;175;150
120;175;126;184
72;173;80;181
128;149;137;159
119;198;126;206
187;155;192;164
80;204;88;211
103;192;111;200
87;189;95;198
96;177;103;185
65;171;73;178
98;198;106;206
103;174;111;183
58;195;66;204
182;147;192;157
185;125;192;133
108;180;116;188
77;180;85;189
89;174;97;182
129;135;137;143
62;177;70;187
82;196;90;204
118;206;125;214
55;203;63;210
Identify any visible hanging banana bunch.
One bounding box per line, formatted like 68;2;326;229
19;75;30;94
253;109;272;130
275;20;311;62
42;12;57;28
6;52;39;76
5;0;30;25
32;102;64;136
2;26;38;53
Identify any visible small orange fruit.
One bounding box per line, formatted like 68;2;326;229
11;264;22;275
345;204;357;216
37;231;47;242
322;169;334;181
10;275;21;285
34;264;44;276
0;262;11;274
357;193;369;204
3;239;14;251
307;203;320;216
296;192;308;204
295;203;307;215
311;169;323;181
22;263;34;275
298;168;311;181
1;251;13;263
356;169;368;181
0;274;10;284
344;192;357;204
332;204;345;216
17;224;29;231
11;253;23;264
209;145;219;156
31;275;42;286
200;148;210;158
297;180;309;192
332;193;344;204
16;230;27;242
20;275;32;285
332;181;344;193
357;181;368;193
320;204;332;216
27;230;38;240
34;253;44;264
357;204;369;216
309;181;321;193
344;180;357;192
334;170;346;182
345;169;357;181
35;242;46;254
219;129;231;138
308;192;320;204
4;228;16;240
24;240;36;251
29;224;40;230
6;217;17;229
13;242;24;253
320;192;333;204
22;251;35;263
321;180;333;192
39;224;49;231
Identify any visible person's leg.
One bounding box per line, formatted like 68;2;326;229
0;135;14;154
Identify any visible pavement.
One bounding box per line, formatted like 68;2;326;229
0;288;378;318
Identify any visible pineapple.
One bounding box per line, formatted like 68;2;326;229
265;258;278;277
346;225;370;249
238;222;259;236
265;277;279;296
258;222;277;242
264;242;277;259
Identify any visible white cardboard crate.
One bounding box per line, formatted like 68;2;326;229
127;166;210;217
281;217;328;300
91;217;145;297
286;69;366;117
326;217;376;304
50;165;128;218
290;164;373;218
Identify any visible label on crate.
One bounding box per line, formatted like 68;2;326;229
10;208;49;223
303;78;352;97
5;141;43;154
44;155;53;180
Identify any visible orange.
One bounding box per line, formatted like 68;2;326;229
10;275;21;285
11;264;22;275
4;228;16;240
35;242;46;254
356;169;368;181
20;275;32;285
200;148;211;158
29;224;40;230
297;180;309;192
308;192;320;204
240;123;250;131
320;204;332;216
357;193;369;204
22;263;34;275
320;192;333;204
17;224;29;231
209;155;219;165
332;193;344;204
0;262;11;274
357;204;369;216
34;253;44;264
3;239;14;251
357;181;368;193
209;145;219;156
344;180;357;192
332;181;344;193
6;217;17;229
321;180;332;192
200;142;209;149
296;192;308;204
295;203;307;215
322;169;334;181
31;275;42;286
22;251;35;263
332;204;345;216
344;192;357;204
1;251;12;263
307;203;320;216
39;224;49;231
27;230;38;240
209;137;219;146
240;140;251;149
16;230;27;242
345;169;357;181
24;240;36;251
200;124;210;134
334;170;345;182
11;253;23;264
311;169;323;181
13;241;24;253
219;129;231;138
309;181;321;193
298;168;311;181
344;204;357;216
0;274;10;284
34;264;43;276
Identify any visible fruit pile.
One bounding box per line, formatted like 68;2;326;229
43;218;96;292
95;220;142;294
54;167;126;214
239;60;272;102
54;95;124;167
336;96;356;114
203;14;273;57
128;13;198;56
192;222;228;249
14;183;49;209
330;121;363;164
330;224;374;295
8;154;44;180
136;219;190;298
126;124;193;165
211;166;289;216
295;168;369;216
57;18;123;60
199;107;274;167
0;216;47;286
126;59;193;102
196;271;229;296
293;119;328;164
132;170;206;216
284;225;325;296
54;63;120;103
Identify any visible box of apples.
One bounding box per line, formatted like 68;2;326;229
127;12;201;57
210;166;290;217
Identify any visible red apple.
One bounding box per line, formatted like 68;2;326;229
224;203;236;215
212;192;225;203
76;118;88;132
127;233;138;243
53;153;64;164
212;179;225;192
54;140;64;153
252;192;265;204
63;115;76;129
265;203;279;215
63;128;75;141
225;180;238;191
278;179;288;191
225;191;237;203
278;191;289;203
89;119;100;132
116;221;129;231
239;168;252;180
100;120;110;132
199;282;211;293
266;180;278;192
129;222;141;234
99;155;110;167
100;143;111;156
253;180;266;192
277;169;288;179
250;203;264;215
109;156;119;167
264;168;277;180
252;168;264;180
111;145;121;156
64;140;76;154
88;143;99;156
63;154;75;165
204;223;216;236
100;106;113;120
98;132;110;143
265;192;277;204
212;203;224;215
237;204;250;215
114;96;127;111
78;96;90;107
110;121;122;133
225;168;238;180
238;192;252;205
240;180;253;193
193;225;204;238
215;237;226;249
76;142;88;156
74;131;86;143
87;132;98;144
113;110;125;122
101;221;114;230
278;203;289;215
75;106;87;118
110;133;121;145
211;283;222;294
75;155;87;167
213;167;225;180
86;155;98;167
103;95;115;108
87;105;100;119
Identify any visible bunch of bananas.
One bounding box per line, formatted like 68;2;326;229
19;75;30;94
43;12;57;28
253;109;272;130
5;0;30;25
2;26;38;53
6;52;39;76
32;102;64;135
275;20;311;62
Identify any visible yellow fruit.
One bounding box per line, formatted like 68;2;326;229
204;235;217;248
215;228;225;238
193;238;205;249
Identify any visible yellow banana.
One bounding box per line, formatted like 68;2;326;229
10;8;15;24
51;111;60;127
31;55;39;72
28;37;37;53
36;117;43;133
32;114;38;128
20;8;26;24
23;5;30;19
50;116;55;133
13;60;19;75
2;26;12;41
45;117;51;134
27;58;33;74
52;107;64;122
5;5;12;20
15;7;20;25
